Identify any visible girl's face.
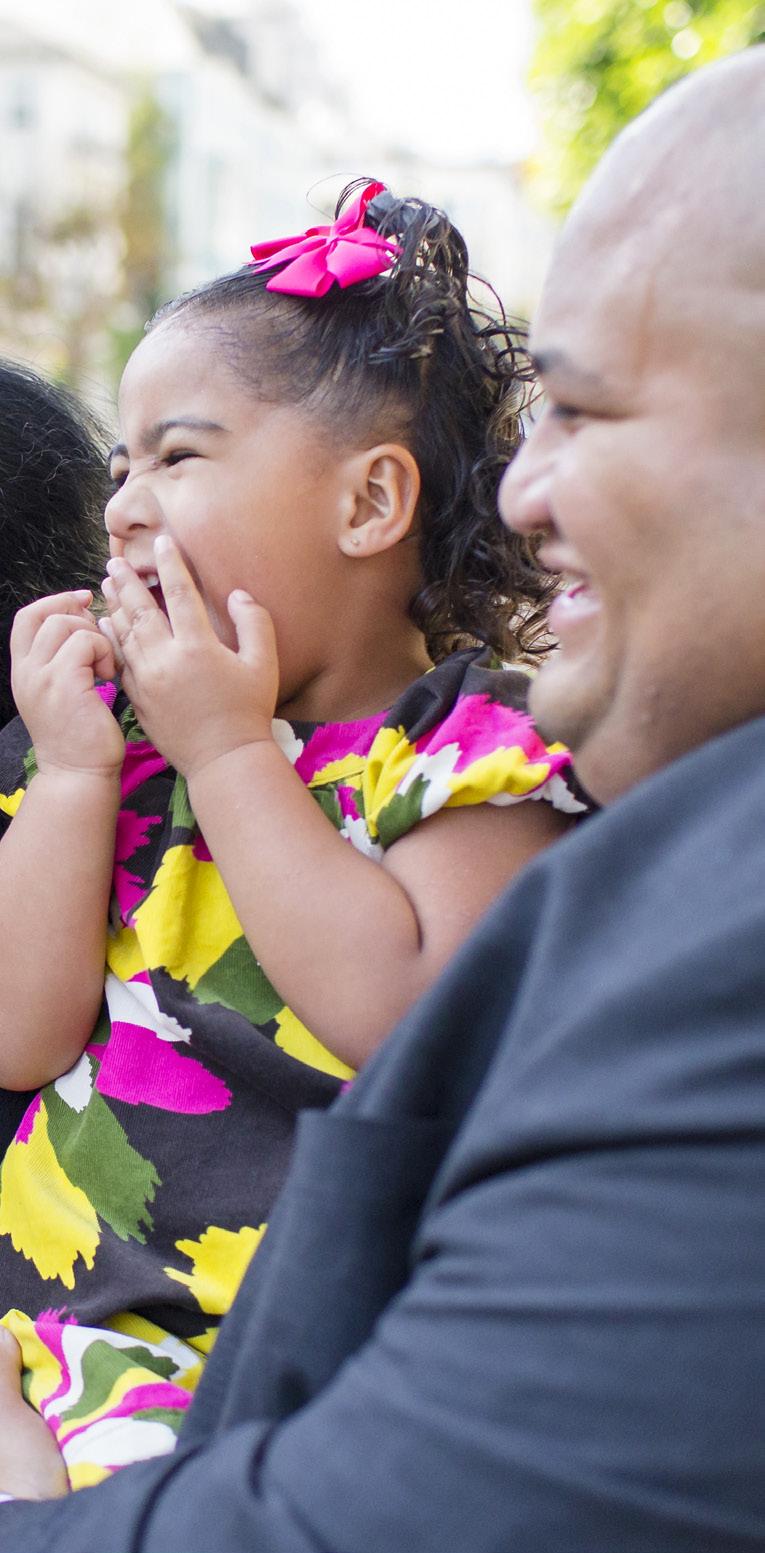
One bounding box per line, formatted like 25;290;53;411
106;320;349;687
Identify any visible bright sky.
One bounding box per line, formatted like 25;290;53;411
1;0;537;167
206;0;537;164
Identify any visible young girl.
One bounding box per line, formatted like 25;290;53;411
0;181;583;1493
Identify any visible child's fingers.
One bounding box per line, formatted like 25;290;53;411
153;536;209;640
55;625;118;683
227;591;278;668
97;617;123;674
88;626;118;683
101;596;145;669
103;560;168;658
0;1328;21;1390
55;624;114;674
23;612;101;669
11;591;94;659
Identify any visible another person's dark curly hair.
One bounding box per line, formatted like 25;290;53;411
0;360;110;729
151;181;555;664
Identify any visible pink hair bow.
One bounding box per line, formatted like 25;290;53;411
248;181;401;298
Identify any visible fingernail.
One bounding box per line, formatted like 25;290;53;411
75;589;92;601
0;1327;19;1360
155;535;173;554
105;558;123;576
229;589;252;603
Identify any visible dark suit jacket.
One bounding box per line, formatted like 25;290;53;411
2;717;765;1551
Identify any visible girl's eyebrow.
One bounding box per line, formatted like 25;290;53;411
108;417;229;461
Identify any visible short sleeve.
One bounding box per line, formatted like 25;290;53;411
361;651;587;851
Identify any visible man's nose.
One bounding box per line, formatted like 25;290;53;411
498;430;553;538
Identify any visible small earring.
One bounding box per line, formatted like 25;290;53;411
350;535;361;548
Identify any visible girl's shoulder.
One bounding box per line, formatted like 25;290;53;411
383;646;539;738
362;648;590;852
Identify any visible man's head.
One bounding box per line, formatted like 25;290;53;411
500;48;765;803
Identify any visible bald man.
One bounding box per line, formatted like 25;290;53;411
0;49;764;1552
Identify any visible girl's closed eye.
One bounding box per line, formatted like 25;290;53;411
108;450;197;489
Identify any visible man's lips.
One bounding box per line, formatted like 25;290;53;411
548;577;601;636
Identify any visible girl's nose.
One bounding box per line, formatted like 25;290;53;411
104;479;161;545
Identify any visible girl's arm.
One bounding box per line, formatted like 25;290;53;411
0;594;123;1089
185;741;566;1067
103;544;567;1067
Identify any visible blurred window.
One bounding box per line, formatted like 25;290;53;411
8;85;35;131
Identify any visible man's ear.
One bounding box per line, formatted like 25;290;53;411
337;444;420;558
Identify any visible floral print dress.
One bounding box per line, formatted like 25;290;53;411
0;649;584;1487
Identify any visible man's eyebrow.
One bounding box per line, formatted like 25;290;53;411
530;350;607;392
108;418;228;462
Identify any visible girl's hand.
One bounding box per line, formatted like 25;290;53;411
10;592;124;778
0;1330;69;1499
100;537;279;778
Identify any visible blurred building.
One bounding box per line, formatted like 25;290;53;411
0;0;551;402
0;11;125;390
162;2;338;294
0;0;325;397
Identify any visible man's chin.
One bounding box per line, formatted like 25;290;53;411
527;658;592;753
531;665;647;806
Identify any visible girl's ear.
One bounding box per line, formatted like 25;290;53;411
337;444;420;558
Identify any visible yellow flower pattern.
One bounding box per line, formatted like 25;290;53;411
0;1101;99;1289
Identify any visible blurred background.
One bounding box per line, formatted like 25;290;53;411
0;0;762;421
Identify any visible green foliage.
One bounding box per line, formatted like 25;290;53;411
530;0;765;214
112;86;177;376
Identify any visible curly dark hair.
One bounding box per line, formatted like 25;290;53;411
150;181;555;664
0;360;110;729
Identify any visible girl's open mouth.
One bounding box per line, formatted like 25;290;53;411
142;572;168;615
